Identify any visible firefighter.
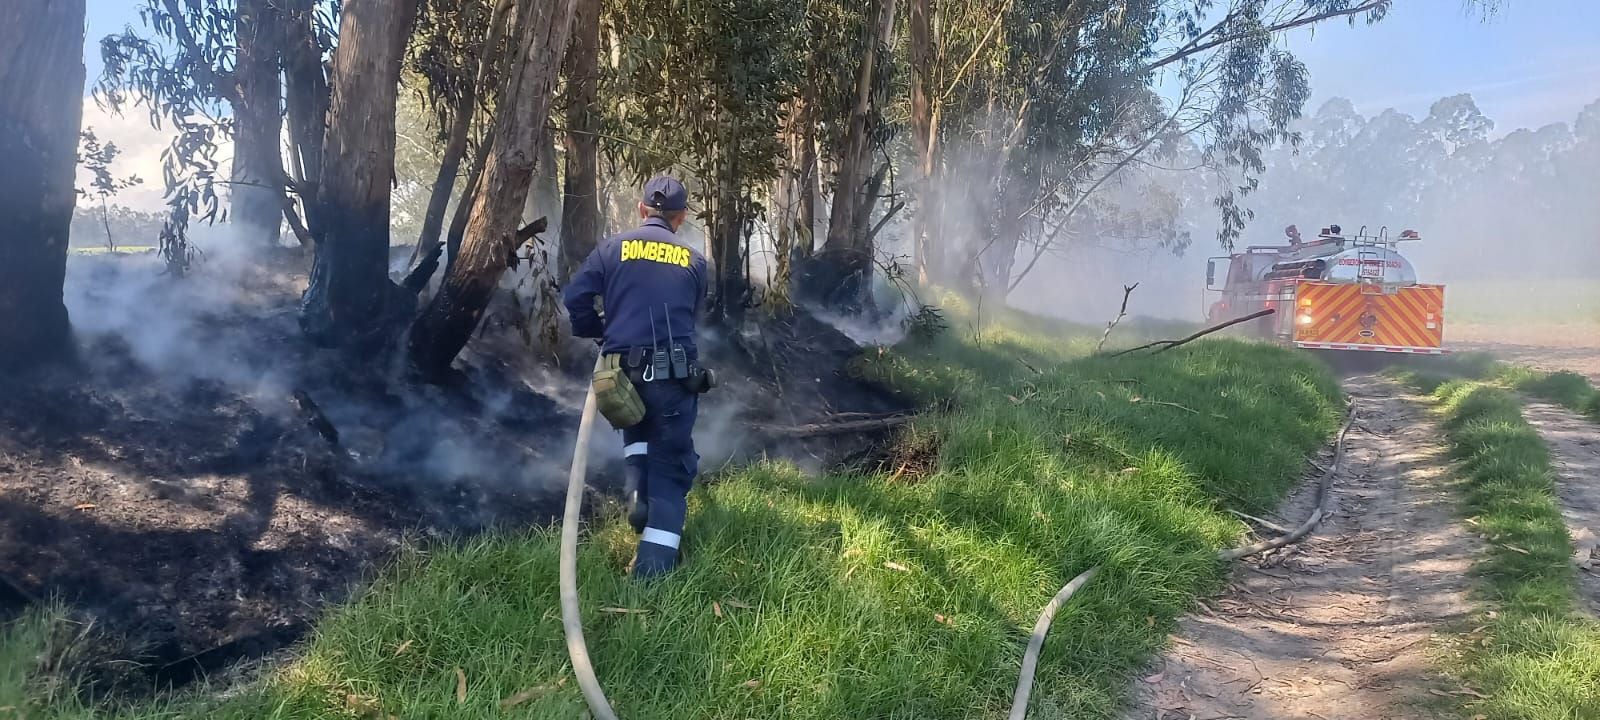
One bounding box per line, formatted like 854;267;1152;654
563;176;711;578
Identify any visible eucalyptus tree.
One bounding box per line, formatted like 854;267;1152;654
98;0;298;255
0;0;86;371
603;0;806;322
905;0;1394;301
408;0;581;378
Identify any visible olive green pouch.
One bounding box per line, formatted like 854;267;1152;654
593;354;646;429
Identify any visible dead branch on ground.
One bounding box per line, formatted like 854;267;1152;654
754;413;913;437
1218;401;1355;562
1110;309;1275;358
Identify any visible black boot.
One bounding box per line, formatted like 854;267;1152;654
627;493;650;534
623;457;649;534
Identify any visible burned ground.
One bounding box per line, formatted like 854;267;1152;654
0;254;907;699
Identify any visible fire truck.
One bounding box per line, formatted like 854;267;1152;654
1204;224;1447;354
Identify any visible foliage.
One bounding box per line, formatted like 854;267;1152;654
1426;381;1600;719
76;128;146;251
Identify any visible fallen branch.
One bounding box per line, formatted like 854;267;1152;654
1218;401;1356;562
753;414;913;437
1133;398;1198;414
1110;309;1275;358
1095;283;1139;353
1227;509;1292;535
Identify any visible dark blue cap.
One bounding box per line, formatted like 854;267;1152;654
642;176;688;212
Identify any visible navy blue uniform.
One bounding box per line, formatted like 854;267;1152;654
563;215;709;577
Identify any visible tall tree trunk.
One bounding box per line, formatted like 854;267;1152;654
417;0;511;251
446;135;493;271
281;0;328;238
795;99;818;261
558;0;601;281
527;123;561;232
232;0;287;246
300;0;421;348
409;0;580;379
808;0;895;312
0;0;85;371
823;0;897;256
908;0;938;285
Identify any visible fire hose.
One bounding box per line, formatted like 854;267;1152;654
559;347;1354;720
560;354;619;720
1007;400;1357;719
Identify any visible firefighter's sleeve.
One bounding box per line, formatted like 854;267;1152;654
563;247;606;339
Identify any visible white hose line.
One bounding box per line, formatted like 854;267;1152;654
1010;403;1355;719
560;354;619;720
1007;565;1101;720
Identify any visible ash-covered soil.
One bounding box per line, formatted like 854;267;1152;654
0;252;906;697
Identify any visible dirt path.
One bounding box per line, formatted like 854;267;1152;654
1126;376;1477;720
1520;401;1600;615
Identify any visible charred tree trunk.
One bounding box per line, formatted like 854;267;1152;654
300;0;421;348
0;0;85;371
706;141;748;324
822;0;896;256
558;0;601;280
810;0;896;312
417;0;511;252
409;0;580;379
908;0;938;285
282;0;329;225
232;0;287;246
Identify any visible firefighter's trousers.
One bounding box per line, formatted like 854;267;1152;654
620;378;699;578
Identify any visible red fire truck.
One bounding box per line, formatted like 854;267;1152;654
1204;224;1447;354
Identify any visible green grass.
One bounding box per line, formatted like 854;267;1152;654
1426;381;1600;719
2;306;1343;720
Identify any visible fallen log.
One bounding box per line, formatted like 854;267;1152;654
753;414;913;437
1109;308;1275;358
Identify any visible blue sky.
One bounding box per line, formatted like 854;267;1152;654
1279;0;1600;133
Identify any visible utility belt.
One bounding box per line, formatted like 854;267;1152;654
591;345;717;430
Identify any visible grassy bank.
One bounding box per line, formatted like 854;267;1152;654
3;309;1342;719
1428;381;1600;718
1400;354;1600;422
1499;367;1600;420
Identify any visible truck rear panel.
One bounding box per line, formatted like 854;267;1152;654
1290;281;1446;354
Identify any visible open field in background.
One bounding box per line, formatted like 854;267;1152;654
0;300;1343;720
1442;279;1600;326
1441;279;1600;383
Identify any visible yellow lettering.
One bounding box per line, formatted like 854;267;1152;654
621;238;693;267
